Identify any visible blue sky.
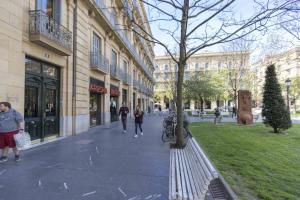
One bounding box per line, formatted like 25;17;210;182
144;0;299;58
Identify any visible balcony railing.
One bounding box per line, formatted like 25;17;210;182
110;65;120;79
120;69;131;84
133;0;145;23
93;0;154;82
29;10;72;56
123;0;133;20
90;52;109;73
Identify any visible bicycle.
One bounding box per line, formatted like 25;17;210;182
162;112;191;142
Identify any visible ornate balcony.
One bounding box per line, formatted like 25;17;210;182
90;52;109;74
29;10;72;56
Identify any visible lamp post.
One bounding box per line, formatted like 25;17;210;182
285;78;291;112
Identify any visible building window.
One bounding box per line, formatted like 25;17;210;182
123;60;128;74
37;0;54;18
205;62;209;70
164;64;169;71
218;62;221;71
195;63;199;70
164;73;169;80
37;0;62;22
229;61;232;68
185;72;190;80
173;64;178;71
111;50;117;69
92;32;102;55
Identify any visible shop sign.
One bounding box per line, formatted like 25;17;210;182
90;78;107;94
110;85;120;97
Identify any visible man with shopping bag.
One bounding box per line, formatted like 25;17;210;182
0;102;24;162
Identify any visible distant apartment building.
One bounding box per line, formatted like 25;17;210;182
0;0;155;144
253;47;300;110
154;51;250;111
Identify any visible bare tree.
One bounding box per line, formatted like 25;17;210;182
279;6;300;40
222;38;252;107
124;0;299;147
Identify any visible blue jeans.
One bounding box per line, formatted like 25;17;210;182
135;122;143;135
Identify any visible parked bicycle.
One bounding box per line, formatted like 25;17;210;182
162;111;191;142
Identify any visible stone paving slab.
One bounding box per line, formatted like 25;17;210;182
0;116;169;200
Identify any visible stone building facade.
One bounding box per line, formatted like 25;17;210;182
0;0;154;144
154;51;250;111
253;47;300;111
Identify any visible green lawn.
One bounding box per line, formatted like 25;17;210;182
190;122;300;200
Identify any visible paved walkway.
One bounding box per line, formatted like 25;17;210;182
0;116;169;200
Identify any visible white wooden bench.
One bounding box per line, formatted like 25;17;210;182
169;138;219;200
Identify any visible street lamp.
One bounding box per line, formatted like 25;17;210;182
285;78;291;112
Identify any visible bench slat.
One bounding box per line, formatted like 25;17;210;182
185;141;209;198
170;150;176;200
185;139;202;199
175;149;183;200
180;150;193;200
191;138;218;179
169;139;219;200
189;139;214;182
178;150;188;200
169;150;172;200
182;149;197;199
188;140;212;184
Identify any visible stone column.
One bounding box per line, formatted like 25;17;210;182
104;75;111;127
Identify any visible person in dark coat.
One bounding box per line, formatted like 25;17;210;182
232;106;237;118
119;102;129;133
214;107;221;124
134;106;144;138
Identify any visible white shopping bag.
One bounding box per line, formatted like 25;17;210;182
13;131;31;150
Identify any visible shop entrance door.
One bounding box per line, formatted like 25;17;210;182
24;58;60;141
90;93;101;127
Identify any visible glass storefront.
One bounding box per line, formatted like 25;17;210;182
122;89;127;104
110;85;119;122
89;78;106;127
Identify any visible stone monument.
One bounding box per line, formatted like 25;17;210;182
237;90;253;125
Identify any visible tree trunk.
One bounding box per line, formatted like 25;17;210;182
274;127;278;133
200;98;204;112
175;0;189;148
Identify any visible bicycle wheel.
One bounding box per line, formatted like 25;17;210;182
162;130;170;142
183;128;191;138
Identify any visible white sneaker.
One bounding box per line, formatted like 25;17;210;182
134;134;138;138
140;132;143;136
123;130;127;133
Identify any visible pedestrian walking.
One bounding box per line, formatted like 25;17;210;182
214;107;221;124
134;106;144;138
0;102;24;162
119;102;129;133
232;106;237;118
158;106;162;116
